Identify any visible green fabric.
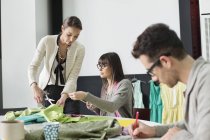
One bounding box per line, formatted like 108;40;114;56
4;105;122;139
78;115;111;122
149;81;163;123
40;105;111;123
4;108;42;120
5;105;112;124
25;119;122;140
39;104;64;122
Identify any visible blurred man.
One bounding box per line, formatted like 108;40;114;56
129;23;210;140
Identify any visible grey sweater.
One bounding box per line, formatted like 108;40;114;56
155;57;210;140
84;79;133;118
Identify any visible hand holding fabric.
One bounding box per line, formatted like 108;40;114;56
56;94;68;106
86;102;96;110
86;102;99;115
68;91;87;100
31;84;43;103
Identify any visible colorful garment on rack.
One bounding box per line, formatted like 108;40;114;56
160;82;186;124
132;80;144;108
149;81;162;123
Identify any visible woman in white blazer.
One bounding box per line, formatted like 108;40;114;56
28;16;85;114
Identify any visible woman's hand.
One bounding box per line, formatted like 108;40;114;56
86;102;96;110
128;121;156;138
68;91;87;100
31;83;43;103
56;93;68;106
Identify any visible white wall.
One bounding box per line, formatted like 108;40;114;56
199;0;210;14
1;0;49;108
199;0;210;61
63;0;180;76
35;0;51;44
1;0;180;108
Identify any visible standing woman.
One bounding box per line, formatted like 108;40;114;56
69;52;133;118
28;16;85;114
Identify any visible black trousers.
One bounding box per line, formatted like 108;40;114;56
43;85;80;114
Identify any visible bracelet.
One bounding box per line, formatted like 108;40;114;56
30;82;37;87
61;93;68;97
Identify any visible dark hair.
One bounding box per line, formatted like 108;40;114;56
63;16;82;30
132;23;187;62
98;52;125;85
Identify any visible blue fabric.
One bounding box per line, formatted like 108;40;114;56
16;114;46;125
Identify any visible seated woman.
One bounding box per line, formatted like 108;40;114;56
69;52;133;118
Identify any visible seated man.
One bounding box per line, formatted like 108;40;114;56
129;23;210;140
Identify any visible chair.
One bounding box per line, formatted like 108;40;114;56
133;108;150;121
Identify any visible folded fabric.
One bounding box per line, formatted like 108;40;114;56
40;104;64;122
5;104;113;124
5;108;42;120
25;119;122;140
39;104;83;123
16;114;46;125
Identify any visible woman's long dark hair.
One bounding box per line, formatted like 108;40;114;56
98;52;125;87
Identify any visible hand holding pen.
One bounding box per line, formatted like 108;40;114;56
128;112;156;138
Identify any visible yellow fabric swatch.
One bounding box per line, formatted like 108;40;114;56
117;118;135;127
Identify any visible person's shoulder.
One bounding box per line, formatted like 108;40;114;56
193;58;210;86
74;41;85;49
45;35;57;40
119;79;132;85
117;79;133;91
199;64;210;79
41;35;57;42
196;58;210;75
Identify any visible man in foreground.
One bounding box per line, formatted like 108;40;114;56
129;23;210;140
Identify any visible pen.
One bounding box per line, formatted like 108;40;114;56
134;111;139;129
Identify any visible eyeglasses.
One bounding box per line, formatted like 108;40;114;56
146;53;171;76
97;63;109;70
146;59;161;76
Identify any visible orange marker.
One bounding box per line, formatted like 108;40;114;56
134;111;139;129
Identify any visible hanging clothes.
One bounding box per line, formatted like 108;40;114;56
149;81;162;123
160;82;186;124
132;80;144;108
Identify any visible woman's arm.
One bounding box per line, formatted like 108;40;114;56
69;79;133;113
28;36;46;85
28;36;47;103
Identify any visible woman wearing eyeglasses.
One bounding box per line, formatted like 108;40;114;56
69;52;133;118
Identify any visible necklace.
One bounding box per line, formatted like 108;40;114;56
58;47;66;60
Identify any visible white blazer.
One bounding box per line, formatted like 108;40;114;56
28;35;85;94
